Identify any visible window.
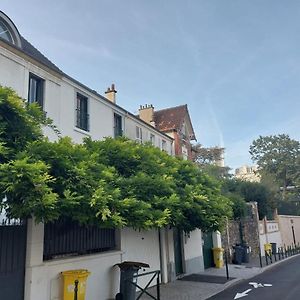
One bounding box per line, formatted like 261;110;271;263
0;12;22;46
28;73;44;108
150;133;155;145
161;139;167;151
0;20;13;43
136;126;142;143
76;93;89;131
114;113;123;137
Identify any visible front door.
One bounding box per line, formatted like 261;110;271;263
173;228;184;275
0;219;27;300
202;231;214;269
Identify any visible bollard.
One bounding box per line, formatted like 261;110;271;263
284;246;287;258
157;272;160;300
259;250;263;268
74;279;79;300
224;250;229;280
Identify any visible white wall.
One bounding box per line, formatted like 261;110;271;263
278;215;300;247
25;219;122;300
0;47;27;97
121;228;161;289
259;220;282;256
124;114;173;155
183;229;204;274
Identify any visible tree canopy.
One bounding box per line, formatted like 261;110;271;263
250;134;300;194
222;178;276;219
0;86;232;231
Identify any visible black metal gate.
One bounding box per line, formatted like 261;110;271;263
0;219;27;300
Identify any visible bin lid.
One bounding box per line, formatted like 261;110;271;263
61;269;90;277
114;261;150;270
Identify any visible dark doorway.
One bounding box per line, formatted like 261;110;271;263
0;219;27;300
202;231;214;269
173;228;184;275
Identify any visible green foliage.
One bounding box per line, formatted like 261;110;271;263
0;86;56;162
226;192;247;220
0;158;58;222
199;164;231;180
192;144;224;165
222;179;276;219
0;86;233;231
250;134;300;192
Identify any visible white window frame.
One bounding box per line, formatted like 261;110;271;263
136;126;143;143
150;133;155;145
161;139;167;151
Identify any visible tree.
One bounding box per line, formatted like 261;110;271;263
193;144;224;165
250;134;300;199
0;86;233;231
222;178;276;219
192;144;231;179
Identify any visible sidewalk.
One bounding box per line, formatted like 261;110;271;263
139;252;300;300
140;262;263;300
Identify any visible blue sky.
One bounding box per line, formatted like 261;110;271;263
2;1;300;170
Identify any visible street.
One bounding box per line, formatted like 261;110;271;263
208;255;300;300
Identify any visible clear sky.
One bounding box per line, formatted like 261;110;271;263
2;1;300;170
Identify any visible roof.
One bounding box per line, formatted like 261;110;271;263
20;36;63;74
153;104;196;140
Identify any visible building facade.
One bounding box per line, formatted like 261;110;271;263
235;165;261;182
138;104;196;160
0;11;205;300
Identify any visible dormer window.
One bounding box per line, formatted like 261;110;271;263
0;20;13;43
0;11;22;47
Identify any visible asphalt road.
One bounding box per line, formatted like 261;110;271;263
208;255;300;300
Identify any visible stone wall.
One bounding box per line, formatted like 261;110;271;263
221;202;260;260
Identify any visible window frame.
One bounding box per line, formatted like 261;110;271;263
114;113;123;138
76;92;89;132
161;139;167;151
28;73;44;108
136;126;143;143
150;133;155;145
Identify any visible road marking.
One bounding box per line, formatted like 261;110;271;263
249;282;273;288
234;288;252;299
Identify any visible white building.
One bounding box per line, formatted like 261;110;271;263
0;11;206;300
235;165;261;182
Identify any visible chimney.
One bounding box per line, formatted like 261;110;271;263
139;104;155;126
105;83;117;103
